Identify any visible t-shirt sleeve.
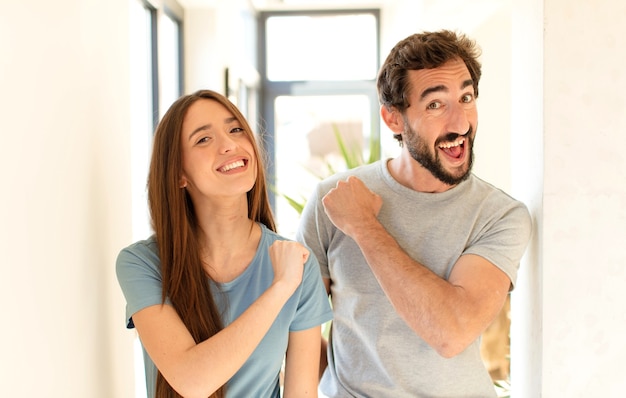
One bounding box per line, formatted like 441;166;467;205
289;252;333;332
115;241;171;329
463;200;532;290
296;183;332;280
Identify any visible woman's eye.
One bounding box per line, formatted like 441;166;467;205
197;137;209;144
230;127;244;133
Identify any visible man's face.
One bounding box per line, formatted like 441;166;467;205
402;59;478;186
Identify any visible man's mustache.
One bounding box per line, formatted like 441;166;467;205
437;126;473;145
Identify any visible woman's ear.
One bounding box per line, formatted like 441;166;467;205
380;105;404;134
179;176;187;189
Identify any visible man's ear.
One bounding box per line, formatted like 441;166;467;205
380;105;404;134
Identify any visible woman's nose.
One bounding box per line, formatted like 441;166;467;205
218;133;237;153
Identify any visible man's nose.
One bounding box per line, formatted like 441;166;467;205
446;103;471;135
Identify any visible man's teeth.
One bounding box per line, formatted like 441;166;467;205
439;138;465;149
220;160;244;172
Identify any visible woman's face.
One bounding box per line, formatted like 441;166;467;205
178;99;257;204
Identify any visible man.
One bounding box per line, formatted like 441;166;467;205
296;30;532;397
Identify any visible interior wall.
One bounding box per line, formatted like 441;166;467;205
184;8;223;92
0;0;135;397
545;0;625;395
184;0;258;95
509;0;544;395
511;0;626;396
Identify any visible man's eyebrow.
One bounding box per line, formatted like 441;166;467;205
420;85;446;100
461;79;474;90
419;79;475;100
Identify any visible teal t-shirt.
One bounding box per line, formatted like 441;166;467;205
116;223;333;397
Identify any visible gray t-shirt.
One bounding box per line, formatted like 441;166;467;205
296;159;532;398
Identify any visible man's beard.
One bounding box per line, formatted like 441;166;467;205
404;124;474;186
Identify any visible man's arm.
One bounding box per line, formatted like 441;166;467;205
322;176;511;358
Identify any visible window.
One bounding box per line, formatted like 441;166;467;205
158;7;184;118
265;12;378;81
259;9;380;238
130;0;157;245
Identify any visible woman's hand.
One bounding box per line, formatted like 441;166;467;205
268;240;308;294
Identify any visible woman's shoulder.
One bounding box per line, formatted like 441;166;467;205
120;235;158;256
258;223;291;244
116;235;160;273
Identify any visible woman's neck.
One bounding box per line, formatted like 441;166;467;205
197;207;261;283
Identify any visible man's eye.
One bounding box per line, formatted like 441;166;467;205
427;102;441;110
462;94;474;103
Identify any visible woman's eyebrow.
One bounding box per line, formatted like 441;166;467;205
187;116;240;141
188;124;211;142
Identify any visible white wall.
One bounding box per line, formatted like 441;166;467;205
0;0;135;397
512;0;626;396
183;0;258;95
509;0;544;395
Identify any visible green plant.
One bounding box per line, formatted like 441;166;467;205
493;379;511;398
276;123;380;215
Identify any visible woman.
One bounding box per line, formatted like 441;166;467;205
116;90;332;398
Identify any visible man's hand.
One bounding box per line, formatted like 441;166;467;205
322;176;383;238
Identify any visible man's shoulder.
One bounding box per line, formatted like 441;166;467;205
467;175;526;206
466;175;531;229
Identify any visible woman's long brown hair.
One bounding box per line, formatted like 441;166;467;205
147;90;276;398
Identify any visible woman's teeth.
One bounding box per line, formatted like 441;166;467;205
220;160;244;172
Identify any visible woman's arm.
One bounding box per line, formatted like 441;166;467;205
282;326;322;398
133;240;308;398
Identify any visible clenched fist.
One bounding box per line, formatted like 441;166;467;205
268;240;308;294
322;175;382;238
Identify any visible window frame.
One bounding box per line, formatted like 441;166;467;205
257;8;381;209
